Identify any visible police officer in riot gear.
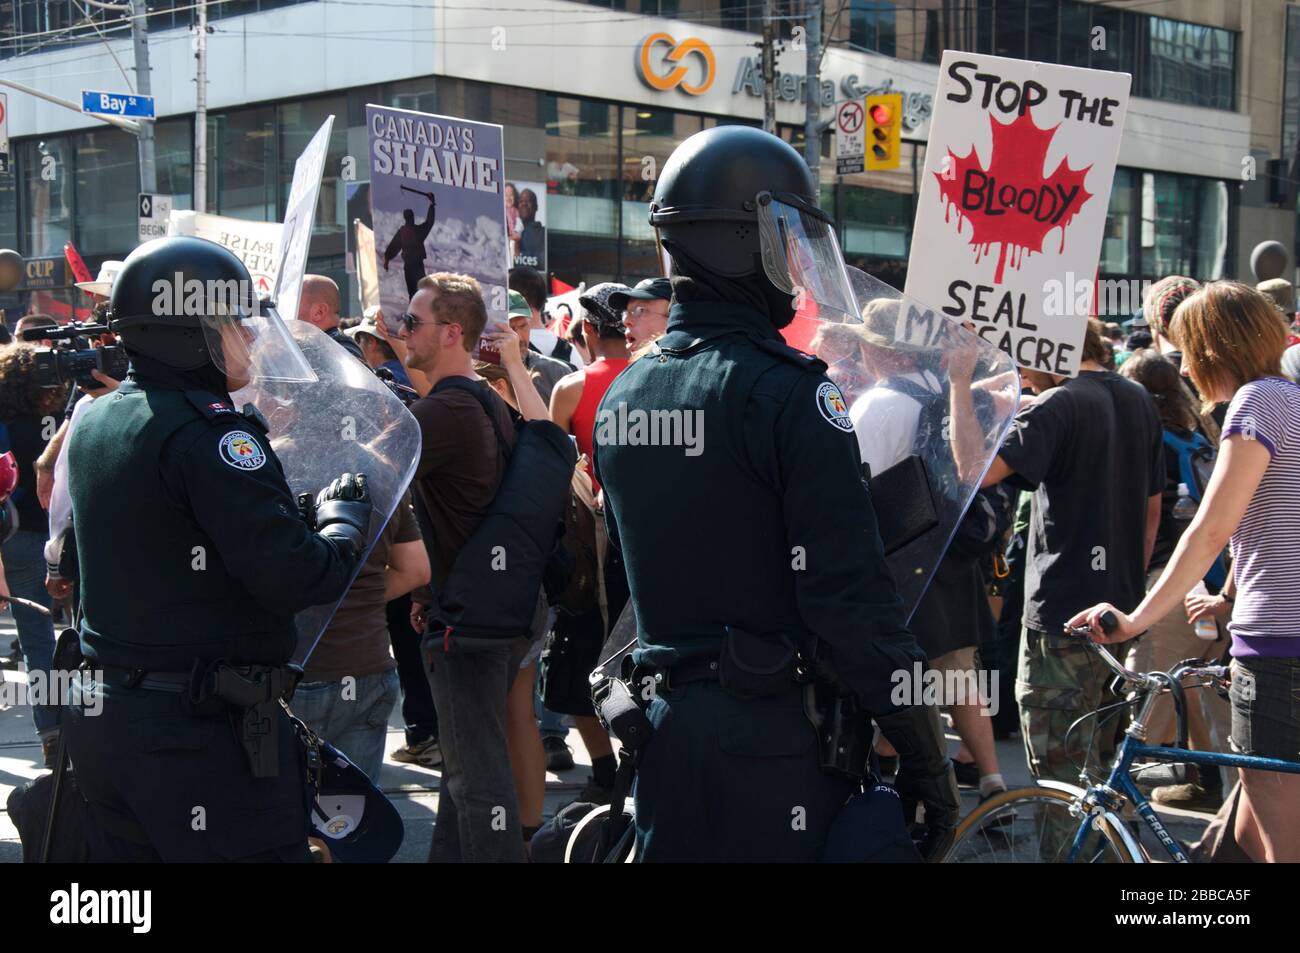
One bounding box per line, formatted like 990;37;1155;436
63;236;372;862
594;126;959;862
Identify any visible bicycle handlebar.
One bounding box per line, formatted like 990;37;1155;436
1063;611;1230;699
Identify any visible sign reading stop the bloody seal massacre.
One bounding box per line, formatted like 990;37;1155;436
366;104;509;339
272;115;334;324
835;99;865;176
904;52;1129;377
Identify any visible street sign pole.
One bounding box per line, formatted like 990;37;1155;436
131;1;157;195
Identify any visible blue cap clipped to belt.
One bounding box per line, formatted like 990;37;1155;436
820;783;923;863
309;738;404;863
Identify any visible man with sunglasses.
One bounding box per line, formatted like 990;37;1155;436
399;271;547;862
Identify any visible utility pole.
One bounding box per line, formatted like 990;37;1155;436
130;1;156;194
194;0;208;213
803;0;822;190
761;0;776;134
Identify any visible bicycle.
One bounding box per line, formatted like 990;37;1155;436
942;612;1300;863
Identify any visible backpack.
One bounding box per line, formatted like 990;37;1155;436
1163;429;1217;503
1163;428;1228;589
879;374;999;560
423;378;577;654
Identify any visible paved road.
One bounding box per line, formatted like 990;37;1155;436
0;611;1212;862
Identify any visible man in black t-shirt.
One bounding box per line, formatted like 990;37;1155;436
979;324;1164;786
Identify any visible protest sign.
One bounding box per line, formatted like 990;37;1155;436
905;52;1130;376
273;115;334;324
508;180;547;273
167;210;282;298
366;104;509;338
355;219;379;313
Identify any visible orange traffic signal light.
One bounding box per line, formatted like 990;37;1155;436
865;93;902;171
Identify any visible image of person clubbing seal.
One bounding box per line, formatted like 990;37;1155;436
384;187;437;298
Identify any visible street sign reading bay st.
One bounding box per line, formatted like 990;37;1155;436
81;90;155;119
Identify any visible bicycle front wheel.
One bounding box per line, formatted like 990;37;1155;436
941;787;1141;863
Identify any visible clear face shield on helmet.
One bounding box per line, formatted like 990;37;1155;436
199;297;317;386
758;192;1021;616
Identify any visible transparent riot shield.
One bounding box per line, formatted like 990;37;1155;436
232;320;422;663
828;267;1020;614
757;192;1020;614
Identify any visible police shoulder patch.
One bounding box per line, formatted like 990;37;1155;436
815;381;853;432
218;430;267;471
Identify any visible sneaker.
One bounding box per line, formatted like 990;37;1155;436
391;737;442;768
952;759;980;788
1151;782;1224;813
543;735;575;772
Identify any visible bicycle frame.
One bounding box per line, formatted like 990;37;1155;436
1068;731;1300;863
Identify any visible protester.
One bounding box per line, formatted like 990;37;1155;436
298;274;366;363
507;290;570;404
1071;281;1300;863
509;266;580;367
401;271;546;862
1255;277;1298;345
974;319;1164;787
609;277;671;353
346;317;412;387
1117;349;1230;810
546;282;633;802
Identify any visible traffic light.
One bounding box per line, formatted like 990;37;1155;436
865;93;902;171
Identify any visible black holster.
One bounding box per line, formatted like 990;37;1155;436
187;661;296;778
800;640;874;782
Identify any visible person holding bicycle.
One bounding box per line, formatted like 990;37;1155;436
1070;281;1300;863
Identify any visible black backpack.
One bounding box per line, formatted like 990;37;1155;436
423;377;576;654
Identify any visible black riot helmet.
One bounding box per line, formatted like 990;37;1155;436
110;237;314;382
649;125;828;280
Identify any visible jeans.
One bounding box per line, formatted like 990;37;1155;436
387;594;438;746
425;637;530;863
3;529;57;736
292;669;399;783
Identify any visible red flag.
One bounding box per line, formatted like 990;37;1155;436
550;275;575;295
64;241;93;285
780;294;821;354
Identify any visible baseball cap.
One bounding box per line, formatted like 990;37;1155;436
579;282;633;334
609;277;672;312
508;289;532;320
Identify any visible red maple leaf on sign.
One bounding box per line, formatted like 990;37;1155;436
935;109;1093;284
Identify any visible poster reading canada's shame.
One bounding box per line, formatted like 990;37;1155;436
366;105;509;336
905;52;1130;377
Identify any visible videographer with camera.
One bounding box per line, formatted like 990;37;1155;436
0;318;79;766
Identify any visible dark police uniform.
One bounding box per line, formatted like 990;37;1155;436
594;301;927;862
64;362;359;861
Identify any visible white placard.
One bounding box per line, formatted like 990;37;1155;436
273;116;335;322
905;52;1130;377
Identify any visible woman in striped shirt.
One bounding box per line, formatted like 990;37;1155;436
1071;280;1299;863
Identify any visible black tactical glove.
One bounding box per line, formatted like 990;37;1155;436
876;703;960;861
314;472;372;560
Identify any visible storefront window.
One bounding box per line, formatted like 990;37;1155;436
1100;168;1134;277
1140;171;1229;280
545;95;619;285
621;107;705;280
73;127;139;257
20;138;73;259
838;141;921;291
208;105;277;221
156;118;194;211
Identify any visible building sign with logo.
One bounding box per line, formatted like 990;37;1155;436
636;33;716;95
19;256;66;290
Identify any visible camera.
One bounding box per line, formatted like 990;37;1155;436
21;321;129;390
